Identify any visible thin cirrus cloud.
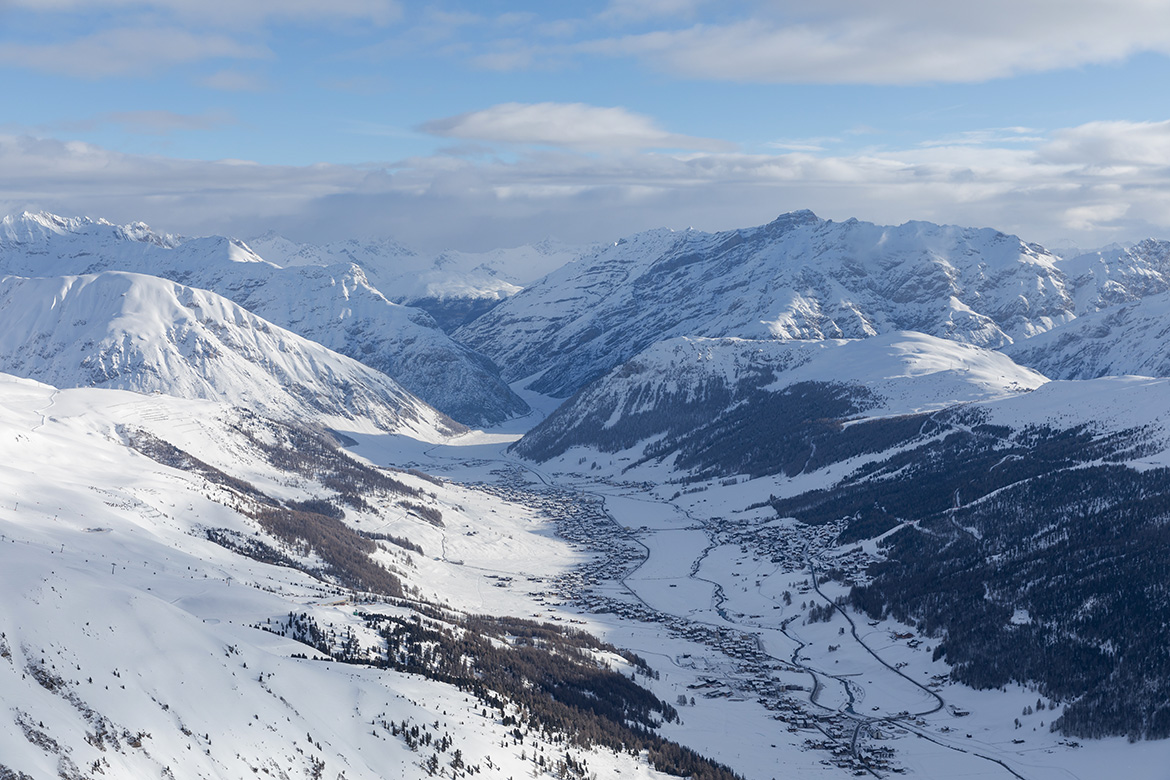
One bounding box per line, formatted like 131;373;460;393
4;0;403;28
574;0;1170;84
54;110;237;136
599;0;713;21
0;27;270;78
198;70;270;92
418;102;736;152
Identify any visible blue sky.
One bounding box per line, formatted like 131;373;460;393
3;0;1170;251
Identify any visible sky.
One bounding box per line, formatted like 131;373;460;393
3;0;1170;252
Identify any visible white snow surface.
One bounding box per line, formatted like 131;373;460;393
519;332;1046;461
1004;290;1170;380
1056;238;1170;314
0;271;461;440
0;375;679;780
644;331;1048;417
0;212;527;426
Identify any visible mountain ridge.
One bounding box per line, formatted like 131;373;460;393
0;270;463;439
456;211;1076;398
0;212;528;426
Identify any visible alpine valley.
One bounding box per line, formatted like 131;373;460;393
3;209;1170;780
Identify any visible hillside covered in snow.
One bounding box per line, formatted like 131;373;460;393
0;271;462;439
0;213;528;426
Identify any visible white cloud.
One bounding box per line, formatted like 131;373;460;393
5;118;1170;252
600;0;713;21
1063;203;1130;231
919;127;1044;148
0;27;268;77
575;0;1170;84
765;137;839;152
418;102;735;152
1040;120;1170;166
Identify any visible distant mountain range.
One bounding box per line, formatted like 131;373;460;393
246;231;590;331
457;210;1170;397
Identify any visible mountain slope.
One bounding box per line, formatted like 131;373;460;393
457;211;1072;398
0;375;707;780
0;271;462;439
1058;238;1170;313
514;331;1046;472
816;377;1170;740
1004;290;1170;379
0;213;528;426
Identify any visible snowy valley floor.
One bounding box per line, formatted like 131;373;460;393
343;387;1170;780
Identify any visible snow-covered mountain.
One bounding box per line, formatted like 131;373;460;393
0;213;528;426
456;211;1073;398
1058;238;1170;313
0;271;462;439
12;203;1170;775
248;232;590;332
510;320;1170;745
1004;290;1170;379
514;331;1047;468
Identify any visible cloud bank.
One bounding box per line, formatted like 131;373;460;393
5;118;1170;252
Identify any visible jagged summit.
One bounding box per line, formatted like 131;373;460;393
456;213;1073;398
765;209;822;233
0;211;183;250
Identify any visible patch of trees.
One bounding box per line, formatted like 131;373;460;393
282;608;741;780
251;505;403;597
641;382;871;480
126;426;405;598
123;428;266;501
400;501;444;527
357;530;424;555
769;413;1144;543
284;497;344;520
515;376;919;485
229;415;432;505
827;417;1170;740
203;528;301;569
